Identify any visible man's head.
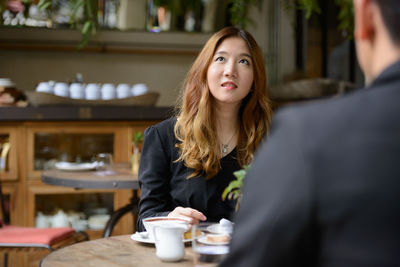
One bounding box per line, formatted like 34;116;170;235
354;0;400;81
373;0;400;45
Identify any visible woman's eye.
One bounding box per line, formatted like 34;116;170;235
239;59;250;65
215;56;225;62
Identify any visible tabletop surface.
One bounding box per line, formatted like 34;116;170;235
42;163;139;189
40;235;216;267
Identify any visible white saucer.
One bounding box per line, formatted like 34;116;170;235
130;232;155;244
197;235;230;246
55;162;97;171
130;232;192;244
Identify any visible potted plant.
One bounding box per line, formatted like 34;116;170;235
131;131;143;175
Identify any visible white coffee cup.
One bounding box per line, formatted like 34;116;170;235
36;82;53;93
116;83;131;98
85;83;101;100
143;216;190;241
131;83;148;96
69;83;85;99
152;223;187;262
101;83;116;100
53;82;69;97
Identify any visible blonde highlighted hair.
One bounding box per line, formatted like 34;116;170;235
174;27;272;179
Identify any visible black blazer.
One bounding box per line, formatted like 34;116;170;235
137;117;239;231
220;61;400;267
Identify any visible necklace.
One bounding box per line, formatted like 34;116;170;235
221;131;236;156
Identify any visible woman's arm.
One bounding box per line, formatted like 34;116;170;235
137;124;173;231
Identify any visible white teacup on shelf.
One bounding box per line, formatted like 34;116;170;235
116;83;131;98
36;82;53;94
101;83;116;100
53;82;69;97
85;83;101;100
131;83;148;96
69;83;85;99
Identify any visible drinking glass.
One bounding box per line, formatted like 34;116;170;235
96;153;114;172
191;223;230;266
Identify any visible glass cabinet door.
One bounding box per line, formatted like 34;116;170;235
0;127;18;181
33;132;114;171
26;123;129;179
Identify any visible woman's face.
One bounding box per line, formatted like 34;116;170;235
207;37;254;106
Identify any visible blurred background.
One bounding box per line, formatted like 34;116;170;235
0;0;364;107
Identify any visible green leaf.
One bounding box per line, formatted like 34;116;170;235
81;21;92;35
132;131;144;145
222;165;250;211
38;0;52;11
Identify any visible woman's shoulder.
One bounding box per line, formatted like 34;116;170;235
144;117;177;141
149;117;176;132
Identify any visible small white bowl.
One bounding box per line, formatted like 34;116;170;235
101;83;116;100
53;82;69;97
116;83;131;98
69;83;85;99
85;83;101;100
88;214;110;230
131;83;148;96
36;82;53;93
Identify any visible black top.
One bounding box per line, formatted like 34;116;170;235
137;117;239;231
220;60;400;267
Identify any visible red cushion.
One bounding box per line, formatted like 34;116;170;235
0;225;75;245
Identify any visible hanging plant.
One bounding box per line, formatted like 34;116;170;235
288;0;354;37
229;0;263;29
38;0;98;48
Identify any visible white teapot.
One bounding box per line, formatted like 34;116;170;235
51;210;69;228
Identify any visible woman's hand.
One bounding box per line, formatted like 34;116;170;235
168;207;207;225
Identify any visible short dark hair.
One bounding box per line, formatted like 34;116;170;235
373;0;400;45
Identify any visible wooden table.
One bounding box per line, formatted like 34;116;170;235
42;163;139;237
40;235;217;267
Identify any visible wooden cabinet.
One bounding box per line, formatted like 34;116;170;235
0;120;160;234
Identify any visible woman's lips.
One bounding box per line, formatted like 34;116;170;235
221;81;237;89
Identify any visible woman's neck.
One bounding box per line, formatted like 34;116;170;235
215;103;240;156
215;103;240;132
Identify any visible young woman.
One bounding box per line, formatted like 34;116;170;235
137;26;272;231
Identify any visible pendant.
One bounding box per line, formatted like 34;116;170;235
222;144;228;155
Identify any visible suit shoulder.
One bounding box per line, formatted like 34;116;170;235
276;89;366;124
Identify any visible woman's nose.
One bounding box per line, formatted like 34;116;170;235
224;61;237;77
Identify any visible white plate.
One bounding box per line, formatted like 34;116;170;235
130;232;192;244
197;235;230;246
55;162;97;171
206;224;233;234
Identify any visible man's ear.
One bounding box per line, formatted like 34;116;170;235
354;0;375;40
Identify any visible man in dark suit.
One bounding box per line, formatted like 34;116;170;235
220;0;400;266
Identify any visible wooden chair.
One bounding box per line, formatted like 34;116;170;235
0;181;88;267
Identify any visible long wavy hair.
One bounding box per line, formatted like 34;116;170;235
174;26;272;179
